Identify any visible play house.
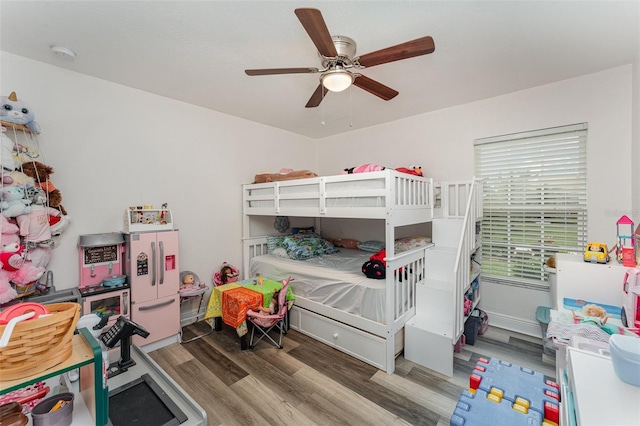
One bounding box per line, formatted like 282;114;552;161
617;215;636;267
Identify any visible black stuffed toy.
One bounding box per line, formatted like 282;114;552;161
362;249;386;279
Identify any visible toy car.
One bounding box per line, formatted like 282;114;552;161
583;242;610;263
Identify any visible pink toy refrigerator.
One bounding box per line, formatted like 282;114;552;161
124;230;180;347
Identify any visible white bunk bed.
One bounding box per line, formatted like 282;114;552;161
242;170;435;374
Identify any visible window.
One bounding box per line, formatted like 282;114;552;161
474;123;587;289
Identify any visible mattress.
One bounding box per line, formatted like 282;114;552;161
249;249;386;323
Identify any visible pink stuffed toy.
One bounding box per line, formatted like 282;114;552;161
0;215;45;303
343;164;386;174
0;216;20;303
0;270;17;303
0;242;25;271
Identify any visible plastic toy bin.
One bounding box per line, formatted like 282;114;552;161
31;392;74;426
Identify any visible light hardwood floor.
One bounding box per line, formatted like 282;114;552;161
150;320;555;426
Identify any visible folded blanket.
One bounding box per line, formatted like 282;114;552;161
253;169;317;183
547;321;611;345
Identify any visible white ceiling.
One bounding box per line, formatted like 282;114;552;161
1;1;638;139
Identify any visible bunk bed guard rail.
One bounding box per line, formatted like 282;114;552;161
242;170;434;220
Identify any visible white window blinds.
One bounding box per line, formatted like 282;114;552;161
474;123;588;288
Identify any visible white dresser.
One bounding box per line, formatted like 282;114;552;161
562;346;640;426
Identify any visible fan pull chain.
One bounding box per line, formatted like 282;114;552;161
321;86;326;126
349;86;353;127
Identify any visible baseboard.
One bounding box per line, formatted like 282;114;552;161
139;334;180;353
484;311;542;338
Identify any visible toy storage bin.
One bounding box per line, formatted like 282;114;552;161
536;305;556;356
463;316;481;345
610;334;640;387
31;392;74;426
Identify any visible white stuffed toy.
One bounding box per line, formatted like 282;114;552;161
1;186;31;218
0;92;41;134
0;132;19;171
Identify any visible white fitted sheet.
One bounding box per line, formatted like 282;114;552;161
249;249;386;323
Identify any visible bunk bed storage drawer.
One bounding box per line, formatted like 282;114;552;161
290;307;387;369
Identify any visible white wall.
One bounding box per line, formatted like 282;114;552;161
316;65;634;336
1;52;313;289
2;52;636;337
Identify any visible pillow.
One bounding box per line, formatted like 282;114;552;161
280;234;339;260
357;240;385;253
271;247;289;259
332;238;360;250
395;236;432;253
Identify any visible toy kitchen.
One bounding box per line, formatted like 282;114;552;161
74;215;205;426
78;233;130;332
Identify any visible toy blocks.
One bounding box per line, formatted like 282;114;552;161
450;388;544;426
451;357;560;426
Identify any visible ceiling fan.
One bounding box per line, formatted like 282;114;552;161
245;8;435;108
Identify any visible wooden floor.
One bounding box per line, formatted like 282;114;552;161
150;321;556;426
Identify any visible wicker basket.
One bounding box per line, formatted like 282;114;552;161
0;302;80;381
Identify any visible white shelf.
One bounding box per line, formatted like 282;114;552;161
124;209;174;232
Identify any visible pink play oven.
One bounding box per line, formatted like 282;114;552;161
621;267;640;329
78;233;130;331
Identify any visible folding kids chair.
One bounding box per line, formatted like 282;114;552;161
246;278;291;349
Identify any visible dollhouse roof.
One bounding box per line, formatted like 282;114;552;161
617;215;634;225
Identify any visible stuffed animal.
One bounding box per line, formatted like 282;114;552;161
0;216;20;303
0;132;19;171
6;170;35;187
49;214;70;237
362;249;387;279
24;246;52;269
0;92;41;134
20;161;67;215
16;186;61;248
253;169;318;184
0;242;25;272
0;270;17;303
396;166;423;176
1;186;32;218
343;164;386;174
327;238;360;250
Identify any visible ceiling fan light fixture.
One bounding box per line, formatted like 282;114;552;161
321;69;354;92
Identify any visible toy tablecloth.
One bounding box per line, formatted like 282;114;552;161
221;287;263;329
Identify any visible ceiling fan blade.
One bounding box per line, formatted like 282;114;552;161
295;8;338;57
305;84;327;108
353;75;399;101
245;67;318;76
357;36;435;68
